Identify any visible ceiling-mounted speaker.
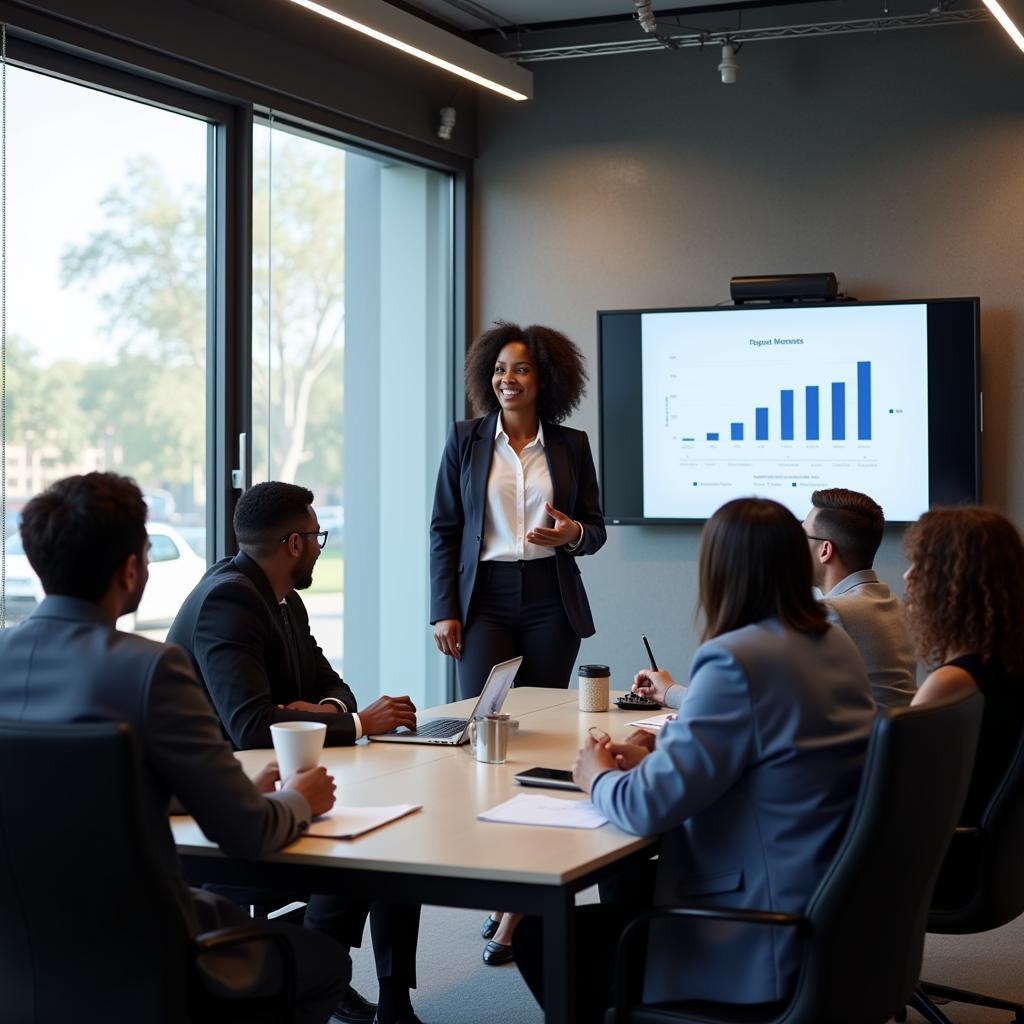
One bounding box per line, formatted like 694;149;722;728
730;273;839;304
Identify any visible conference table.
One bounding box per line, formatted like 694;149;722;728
172;687;658;1024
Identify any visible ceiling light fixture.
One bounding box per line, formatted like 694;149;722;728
718;42;738;83
438;106;457;139
634;1;658;34
282;0;532;100
980;0;1024;52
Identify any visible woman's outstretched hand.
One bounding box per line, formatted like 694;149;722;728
527;503;583;548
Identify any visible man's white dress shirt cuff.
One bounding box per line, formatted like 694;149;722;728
318;698;363;739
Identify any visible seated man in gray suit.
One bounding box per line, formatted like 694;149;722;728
0;472;346;1024
803;487;917;707
167;481;421;1024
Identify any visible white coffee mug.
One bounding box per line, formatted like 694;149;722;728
270;721;327;782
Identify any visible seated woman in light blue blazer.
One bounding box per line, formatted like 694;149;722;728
514;497;877;1021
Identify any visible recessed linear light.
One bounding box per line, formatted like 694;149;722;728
283;0;532;101
982;0;1024;52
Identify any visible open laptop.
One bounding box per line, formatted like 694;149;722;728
368;656;523;746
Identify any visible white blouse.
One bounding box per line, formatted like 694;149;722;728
480;416;556;562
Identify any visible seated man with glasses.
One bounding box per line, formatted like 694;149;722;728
168;480;422;1024
801;487;916;708
169;480;417;748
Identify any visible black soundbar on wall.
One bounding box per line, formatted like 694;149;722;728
730;273;839;304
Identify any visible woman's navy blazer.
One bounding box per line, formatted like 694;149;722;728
429;410;606;638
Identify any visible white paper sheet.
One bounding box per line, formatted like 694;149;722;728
626;712;676;734
477;793;608;829
306;803;421;839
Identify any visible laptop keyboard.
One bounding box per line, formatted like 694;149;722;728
411;717;466;738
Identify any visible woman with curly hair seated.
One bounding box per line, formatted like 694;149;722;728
429;321;606;965
907;507;1024;827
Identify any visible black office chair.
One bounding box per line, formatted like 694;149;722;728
605;692;984;1024
0;719;295;1024
911;730;1024;1024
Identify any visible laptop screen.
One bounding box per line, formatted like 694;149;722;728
473;656;522;718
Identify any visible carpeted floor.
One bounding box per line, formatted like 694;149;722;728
350;903;546;1024
348;896;1024;1024
917;921;1024;1023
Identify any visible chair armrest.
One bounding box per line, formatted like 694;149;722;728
611;906;809;1024
953;826;981;837
194;922;296;1008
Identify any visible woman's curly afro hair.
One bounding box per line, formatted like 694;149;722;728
464;321;588;424
903;506;1024;674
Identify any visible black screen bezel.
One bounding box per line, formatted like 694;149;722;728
597;298;981;526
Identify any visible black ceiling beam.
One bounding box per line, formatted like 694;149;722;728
468;0;835;40
386;0;478;37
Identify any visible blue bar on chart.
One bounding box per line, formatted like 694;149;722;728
857;361;872;440
731;422;743;441
832;382;846;440
806;385;820;440
755;407;769;441
707;432;719;441
780;390;794;441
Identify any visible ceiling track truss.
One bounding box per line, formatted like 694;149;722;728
499;8;993;62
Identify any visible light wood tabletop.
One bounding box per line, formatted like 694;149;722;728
174;687;652;885
173;687;658;1023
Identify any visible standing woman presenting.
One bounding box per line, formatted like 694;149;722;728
430;321;606;700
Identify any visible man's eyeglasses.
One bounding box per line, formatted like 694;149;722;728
280;530;329;549
805;534;830;544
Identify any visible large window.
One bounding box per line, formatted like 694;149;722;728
0;48;461;710
2;65;210;634
253;120;454;704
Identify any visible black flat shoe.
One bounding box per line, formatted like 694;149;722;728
481;913;500;940
332;985;377;1023
482;939;515;966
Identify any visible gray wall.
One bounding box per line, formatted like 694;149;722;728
474;22;1024;682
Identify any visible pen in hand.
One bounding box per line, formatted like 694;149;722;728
642;633;658;672
634;635;668;706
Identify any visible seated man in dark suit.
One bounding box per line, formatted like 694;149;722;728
0;472;346;1024
167;480;421;1024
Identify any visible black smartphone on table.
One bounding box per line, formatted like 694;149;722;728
513;767;581;791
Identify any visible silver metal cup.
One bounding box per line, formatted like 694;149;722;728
468;712;511;764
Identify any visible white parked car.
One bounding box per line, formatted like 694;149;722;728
3;522;206;629
316;504;344;546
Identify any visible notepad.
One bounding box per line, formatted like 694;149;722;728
306;804;421;839
626;712;676;734
478;793;608;829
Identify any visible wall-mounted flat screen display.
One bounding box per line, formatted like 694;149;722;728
598;298;980;524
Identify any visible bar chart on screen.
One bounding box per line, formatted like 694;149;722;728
640;304;930;521
711;358;871;445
